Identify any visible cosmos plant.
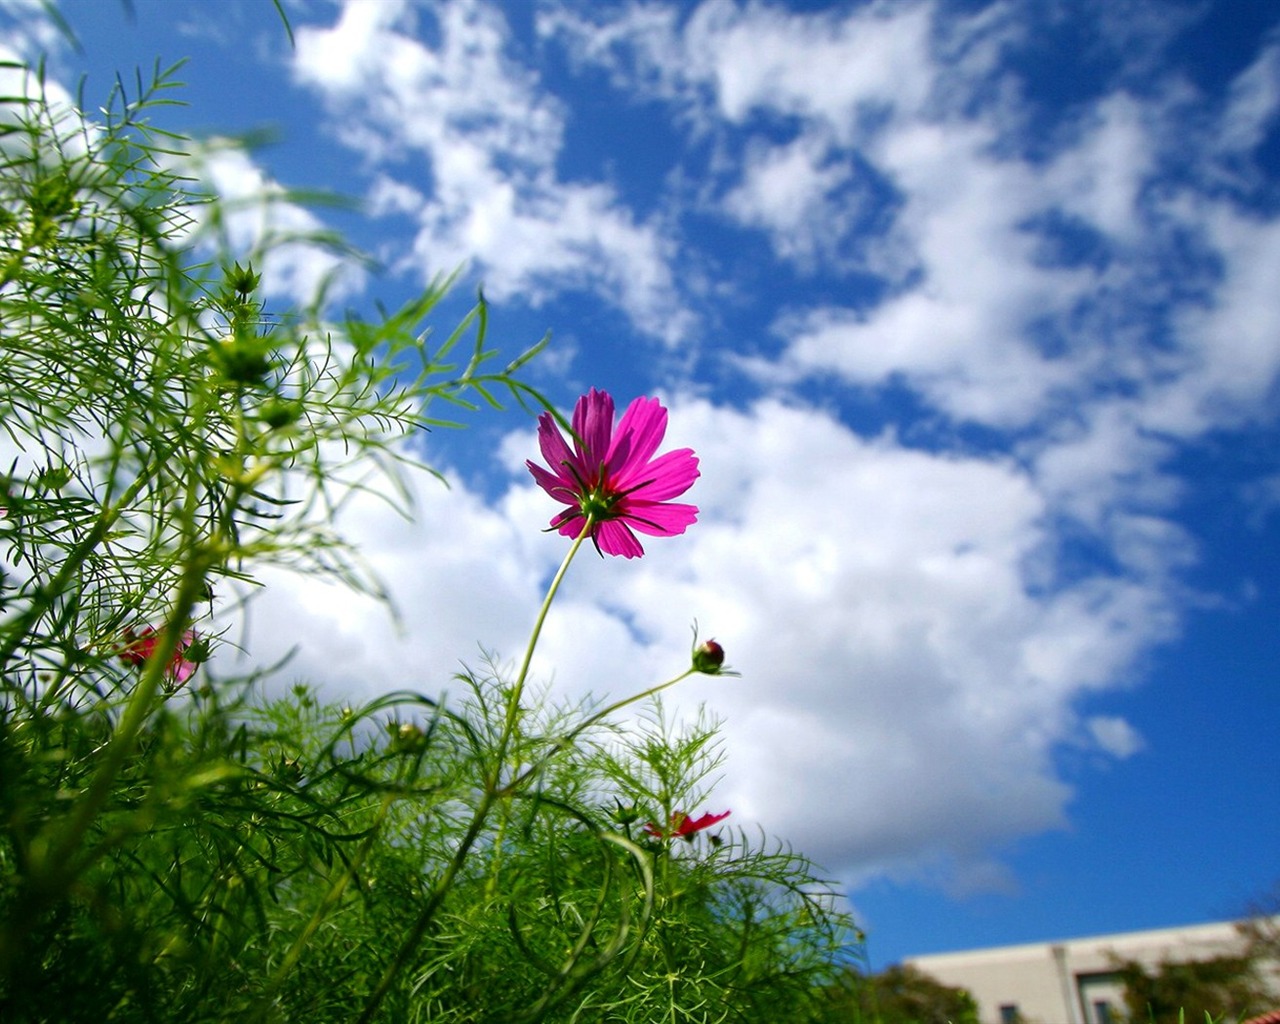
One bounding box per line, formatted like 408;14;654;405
0;38;857;1024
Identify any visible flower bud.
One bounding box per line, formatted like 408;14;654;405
260;399;301;429
228;260;261;296
692;639;725;674
184;637;212;665
36;463;73;491
391;721;426;754
612;802;640;826
211;334;274;386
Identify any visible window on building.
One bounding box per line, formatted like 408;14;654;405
999;1004;1022;1024
1092;1000;1114;1024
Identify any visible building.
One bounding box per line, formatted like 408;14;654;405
905;917;1280;1024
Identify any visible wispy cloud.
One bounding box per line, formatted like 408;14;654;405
289;0;694;344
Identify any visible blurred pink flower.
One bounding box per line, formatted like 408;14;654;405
527;388;699;558
118;626;200;687
644;810;730;840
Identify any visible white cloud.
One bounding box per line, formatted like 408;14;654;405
218;449;554;707
548;0;1280;450
722;132;871;268
685;0;936;131
542;0;936;135
1086;715;1145;760
1044;92;1159;243
1027;400;1184;532
290;0;693;345
768;92;1159;428
1218;37;1280;157
625;398;1180;879
1166;204;1280;429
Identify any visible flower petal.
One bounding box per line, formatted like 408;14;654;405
594;519;644;558
619;500;698;536
686;810;730;832
606;396;667;479
552;507;586;537
573;388;614;469
623;448;699;501
536;414;578;487
527;461;578;505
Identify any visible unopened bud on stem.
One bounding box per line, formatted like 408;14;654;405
692;639;725;674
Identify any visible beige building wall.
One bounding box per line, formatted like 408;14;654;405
905;918;1280;1024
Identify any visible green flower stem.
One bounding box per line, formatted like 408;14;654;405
356;517;595;1023
254;770;408;1019
483;517;600;896
573;669;696;739
4;374;253;964
498;517;594;766
0;458;158;676
0;548;211;975
501;667;697;797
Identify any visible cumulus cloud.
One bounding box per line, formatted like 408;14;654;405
546;0;1280;436
224;457;552;706
225;395;1183;891
587;398;1185;879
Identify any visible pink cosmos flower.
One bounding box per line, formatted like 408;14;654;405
118;626;200;687
526;388;699;558
644;810;731;840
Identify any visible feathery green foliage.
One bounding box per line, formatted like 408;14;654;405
0;46;858;1024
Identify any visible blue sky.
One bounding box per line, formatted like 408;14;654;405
4;0;1279;969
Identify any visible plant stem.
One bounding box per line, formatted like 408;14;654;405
499;519;593;763
502;667;697;797
253;780;404;1019
356;518;593;1022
